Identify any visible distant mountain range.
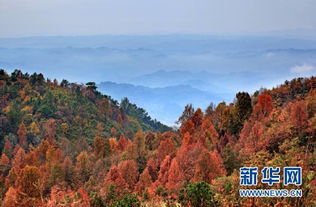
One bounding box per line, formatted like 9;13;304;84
1;34;316;124
98;81;225;125
126;69;264;92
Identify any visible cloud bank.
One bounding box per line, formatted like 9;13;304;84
290;64;316;74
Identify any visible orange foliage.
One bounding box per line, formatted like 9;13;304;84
12;148;26;170
14;165;44;206
118;160;139;190
0;72;315;206
44;119;56;140
0;153;10;166
4;139;12;157
191;108;204;128
3;187;17;207
104;166;128;196
157;138;176;162
135;168;152;193
166;158;184;192
201;118;219;146
17;122;27;147
118;135;128;151
290;100;308;128
146;158;159;182
180;120;195;135
156;155;172;186
253;94;273;120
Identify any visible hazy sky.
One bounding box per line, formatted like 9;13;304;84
1;0;316;37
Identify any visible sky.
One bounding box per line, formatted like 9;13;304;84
1;0;316;37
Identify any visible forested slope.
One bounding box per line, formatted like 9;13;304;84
0;70;315;206
0;69;169;144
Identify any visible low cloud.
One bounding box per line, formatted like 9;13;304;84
290;64;316;74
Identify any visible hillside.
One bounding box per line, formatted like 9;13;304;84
0;71;315;206
0;69;169;144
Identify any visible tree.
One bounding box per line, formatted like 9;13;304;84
44;119;56;140
39;92;56;118
12;147;26;170
176;143;202;182
111;194;140;207
201;118;218;147
111;127;118;137
17;165;41;197
135;168;152;193
30;121;40;136
3;139;12;157
133;131;147;172
146;158;159;182
205;102;215;117
253;94;273;119
118;135;128;151
0;153;10;174
235;92;252;122
15;165;43;206
86;82;97;91
222;147;241;175
166;158;184;192
17;122;27;147
90;192;106;207
60;79;70;87
213;101;227;130
239;120;264;154
118;160;139;191
94;136;111;159
3;187;17;207
133;131;145;158
156;155;172;186
235;92;252;133
157;138;176;162
10;69;23;82
83;82;98;101
104;166;128;197
0;153;10;166
180;120;195;136
177;104;195;125
120;97;130;112
290;100;308;128
0;69;9;81
144;132;156;151
193;150;226;183
75;151;92;184
109;137;118;152
78;188;90;206
7;102;23;132
191;108;204;129
30;73;44;85
178;182;217;207
62;156;74;184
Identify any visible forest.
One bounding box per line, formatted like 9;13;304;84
0;69;315;206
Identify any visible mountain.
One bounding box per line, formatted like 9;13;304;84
98;81;225;125
1;34;316;87
127;70;214;88
127;69;266;92
0;71;314;206
1;35;315;123
0;69;170;146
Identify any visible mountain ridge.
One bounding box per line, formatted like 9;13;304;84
98;81;225;125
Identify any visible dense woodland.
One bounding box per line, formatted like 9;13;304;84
0;69;315;206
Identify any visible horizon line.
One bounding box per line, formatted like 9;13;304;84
1;30;316;39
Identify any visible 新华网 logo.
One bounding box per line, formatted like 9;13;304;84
239;167;302;197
